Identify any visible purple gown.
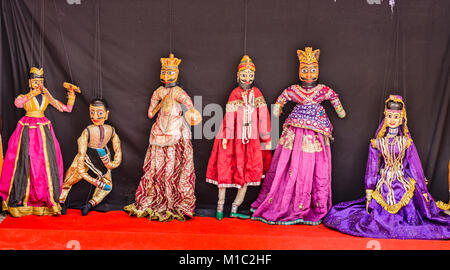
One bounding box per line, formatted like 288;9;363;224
251;84;344;225
324;118;450;239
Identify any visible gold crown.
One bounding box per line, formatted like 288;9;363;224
238;55;255;72
30;67;44;76
297;47;320;64
161;53;181;68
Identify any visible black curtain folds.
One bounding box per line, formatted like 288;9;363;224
0;0;449;216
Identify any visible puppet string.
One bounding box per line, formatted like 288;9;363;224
53;0;74;83
243;0;248;55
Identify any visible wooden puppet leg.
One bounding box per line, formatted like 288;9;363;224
230;186;250;219
216;187;226;220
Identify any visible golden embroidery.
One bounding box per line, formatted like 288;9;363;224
375;136;410;206
22;175;31;207
279;127;295;150
372;178;416;214
25;111;45;118
436;201;450;211
324;136;330;146
291;84;322;105
225;95;265;113
254;96;266;108
301;134;323;153
370;138;377;149
2;201;61;217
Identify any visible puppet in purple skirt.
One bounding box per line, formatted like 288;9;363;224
250;47;346;225
323;95;450;239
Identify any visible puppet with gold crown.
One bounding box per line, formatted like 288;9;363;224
124;54;201;221
206;55;272;220
0;67;80;217
251;47;346;225
323;95;450;239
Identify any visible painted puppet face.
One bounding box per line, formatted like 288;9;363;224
29;78;44;90
385;109;403;128
299;62;319;83
160;67;179;85
90;105;109;126
238;68;255;86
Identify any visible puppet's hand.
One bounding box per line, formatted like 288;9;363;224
272;103;282;117
63;82;81;94
337;109;346;118
365;189;373;213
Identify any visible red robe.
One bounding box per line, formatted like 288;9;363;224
206;86;272;188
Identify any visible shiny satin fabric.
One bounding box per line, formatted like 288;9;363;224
0;116;63;217
323;117;450;239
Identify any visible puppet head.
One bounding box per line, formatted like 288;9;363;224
385;99;404;129
297;47;320;86
160;53;181;87
89;98;109;126
375;94;410;139
29;67;44;90
237;55;256;90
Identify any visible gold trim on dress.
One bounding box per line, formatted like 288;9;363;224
124;203;190;222
2;201;61;217
25;111;45;118
39;125;60;212
5;127;25;204
371;178;416;214
22;175;31;207
283;123;334;140
19;120;50;128
301;134;323;153
436;201;450;211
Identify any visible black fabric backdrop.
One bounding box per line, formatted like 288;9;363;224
0;0;449;216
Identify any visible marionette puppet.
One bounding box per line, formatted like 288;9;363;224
124;54;202;221
250;47;346;225
0;67;80;217
323;95;450;239
59;98;122;216
206;55;272;220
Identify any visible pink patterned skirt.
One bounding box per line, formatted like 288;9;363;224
124;137;196;221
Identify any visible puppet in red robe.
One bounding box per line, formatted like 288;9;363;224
206;55;272;220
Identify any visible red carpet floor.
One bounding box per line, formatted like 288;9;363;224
0;209;449;250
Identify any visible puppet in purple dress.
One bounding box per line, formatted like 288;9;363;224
323;95;450;239
250;47;346;225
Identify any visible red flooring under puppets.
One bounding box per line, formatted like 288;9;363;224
0;209;449;250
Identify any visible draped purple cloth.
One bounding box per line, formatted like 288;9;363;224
323;121;450;239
